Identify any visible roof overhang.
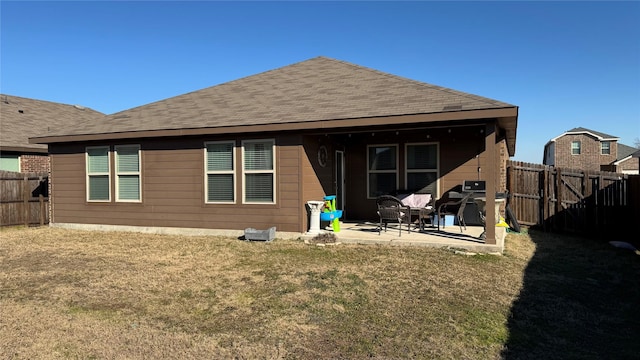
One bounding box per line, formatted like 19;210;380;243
0;145;48;154
31;106;518;155
496;113;518;156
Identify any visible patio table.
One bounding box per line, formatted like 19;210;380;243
397;193;434;231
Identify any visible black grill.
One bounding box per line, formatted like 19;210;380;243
461;180;485;225
462;180;486;193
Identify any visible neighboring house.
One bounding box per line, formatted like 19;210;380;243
0;95;104;172
543;127;640;174
30;56;519;244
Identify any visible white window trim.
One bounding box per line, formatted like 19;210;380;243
404;142;439;195
571;141;581;155
367;144;398;199
601;141;611;155
241;139;276;204
204;141;236;204
115;145;142;203
86;146;111;202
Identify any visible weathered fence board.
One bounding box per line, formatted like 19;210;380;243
0;171;49;227
507;161;634;238
506;162;543;226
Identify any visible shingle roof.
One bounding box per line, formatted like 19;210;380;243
565;127;619;140
1;95;104;152
36;56;516;139
617;143;639;161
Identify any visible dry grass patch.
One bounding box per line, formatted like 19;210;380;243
1;226;638;359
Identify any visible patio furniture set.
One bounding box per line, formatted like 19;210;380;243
375;191;478;237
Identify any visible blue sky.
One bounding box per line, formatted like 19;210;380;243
1;1;639;163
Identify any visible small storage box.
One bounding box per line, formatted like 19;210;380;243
433;215;455;227
244;227;276;242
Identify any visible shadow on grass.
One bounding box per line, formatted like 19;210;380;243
502;229;640;360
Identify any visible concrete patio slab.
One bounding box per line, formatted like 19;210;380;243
301;222;506;254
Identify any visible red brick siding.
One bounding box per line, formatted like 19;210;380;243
554;135;617;172
20;154;50;173
499;139;508;192
618;156;639;173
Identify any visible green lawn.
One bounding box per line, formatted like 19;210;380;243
1;226;638;359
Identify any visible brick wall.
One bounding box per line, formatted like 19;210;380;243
20;154;50;173
554;134;617;172
618;156;639;173
499;139;508;191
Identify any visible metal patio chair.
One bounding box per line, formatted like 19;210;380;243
435;191;474;233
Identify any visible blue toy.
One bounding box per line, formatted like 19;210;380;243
320;195;342;232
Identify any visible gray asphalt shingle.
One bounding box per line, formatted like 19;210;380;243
0;95;104;151
40;56;516;138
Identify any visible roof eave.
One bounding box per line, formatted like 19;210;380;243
31;107;519;146
0;145;48;154
614;155;633;165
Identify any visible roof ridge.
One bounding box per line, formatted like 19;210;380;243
109;56;515;118
565;127;618;139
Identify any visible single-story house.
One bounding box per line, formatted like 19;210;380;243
0;94;104;173
30;56;518;244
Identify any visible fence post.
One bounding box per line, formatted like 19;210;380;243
581;170;587;231
23;175;29;227
542;166;549;231
589;175;596;231
555;168;562;230
39;175;45;226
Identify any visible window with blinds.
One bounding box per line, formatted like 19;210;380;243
86;146;110;201
571;141;581;155
205;141;235;203
406;143;438;195
242;139;275;203
115;145;141;202
367;145;398;198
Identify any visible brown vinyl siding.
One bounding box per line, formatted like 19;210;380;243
47;123;510;233
300;136;335;230
49;135;304;232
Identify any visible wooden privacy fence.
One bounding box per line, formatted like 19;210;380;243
0;171;49;227
506;161;638;237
